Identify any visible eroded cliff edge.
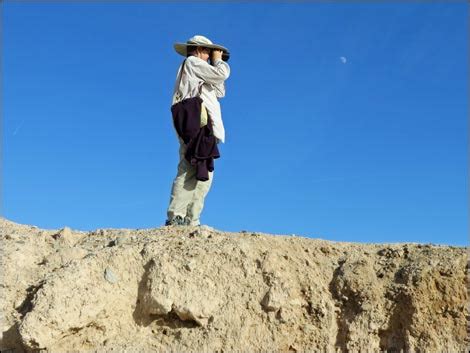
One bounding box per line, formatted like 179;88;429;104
0;218;468;353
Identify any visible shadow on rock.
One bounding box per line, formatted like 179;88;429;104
328;259;348;353
15;281;45;319
132;259;198;330
1;323;27;353
378;288;414;352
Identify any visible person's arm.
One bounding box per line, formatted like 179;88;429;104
187;56;230;85
212;81;226;98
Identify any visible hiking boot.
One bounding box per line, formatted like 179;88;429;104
165;215;184;226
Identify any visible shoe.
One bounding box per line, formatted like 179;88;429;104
165;215;184;226
183;216;191;226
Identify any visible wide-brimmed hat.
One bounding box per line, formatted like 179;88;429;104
174;35;229;57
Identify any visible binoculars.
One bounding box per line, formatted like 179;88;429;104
221;51;230;62
210;49;230;62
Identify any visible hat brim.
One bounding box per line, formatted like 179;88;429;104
174;42;229;57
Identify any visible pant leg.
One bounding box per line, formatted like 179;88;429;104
186;169;214;226
166;141;198;220
167;140;215;225
186;140;218;226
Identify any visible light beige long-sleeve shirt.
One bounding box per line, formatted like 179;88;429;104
172;55;230;143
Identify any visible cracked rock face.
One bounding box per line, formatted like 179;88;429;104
0;218;468;353
137;250;225;327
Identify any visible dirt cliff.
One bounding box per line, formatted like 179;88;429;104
0;218;468;353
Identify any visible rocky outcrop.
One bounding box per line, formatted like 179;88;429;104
0;218;468;352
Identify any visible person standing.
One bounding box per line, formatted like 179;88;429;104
165;35;230;226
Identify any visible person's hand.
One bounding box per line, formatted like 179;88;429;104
211;49;223;62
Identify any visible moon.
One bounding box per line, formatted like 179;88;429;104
340;56;347;64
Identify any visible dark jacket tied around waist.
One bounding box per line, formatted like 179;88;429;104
171;97;220;181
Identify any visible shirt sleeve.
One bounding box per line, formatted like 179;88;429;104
187;57;230;85
212;81;226;98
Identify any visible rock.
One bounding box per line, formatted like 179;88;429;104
108;238;124;247
199;225;215;232
118;229;131;237
301;324;315;332
139;255;224;327
189;228;210;238
104;268;119;284
0;217;465;353
51;226;81;246
52;227;72;239
261;286;287;312
184;260;196;271
276;307;295;324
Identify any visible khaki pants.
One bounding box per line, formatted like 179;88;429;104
166;139;214;226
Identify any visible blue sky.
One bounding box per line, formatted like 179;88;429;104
3;1;468;245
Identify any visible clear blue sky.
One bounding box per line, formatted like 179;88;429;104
3;1;468;246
